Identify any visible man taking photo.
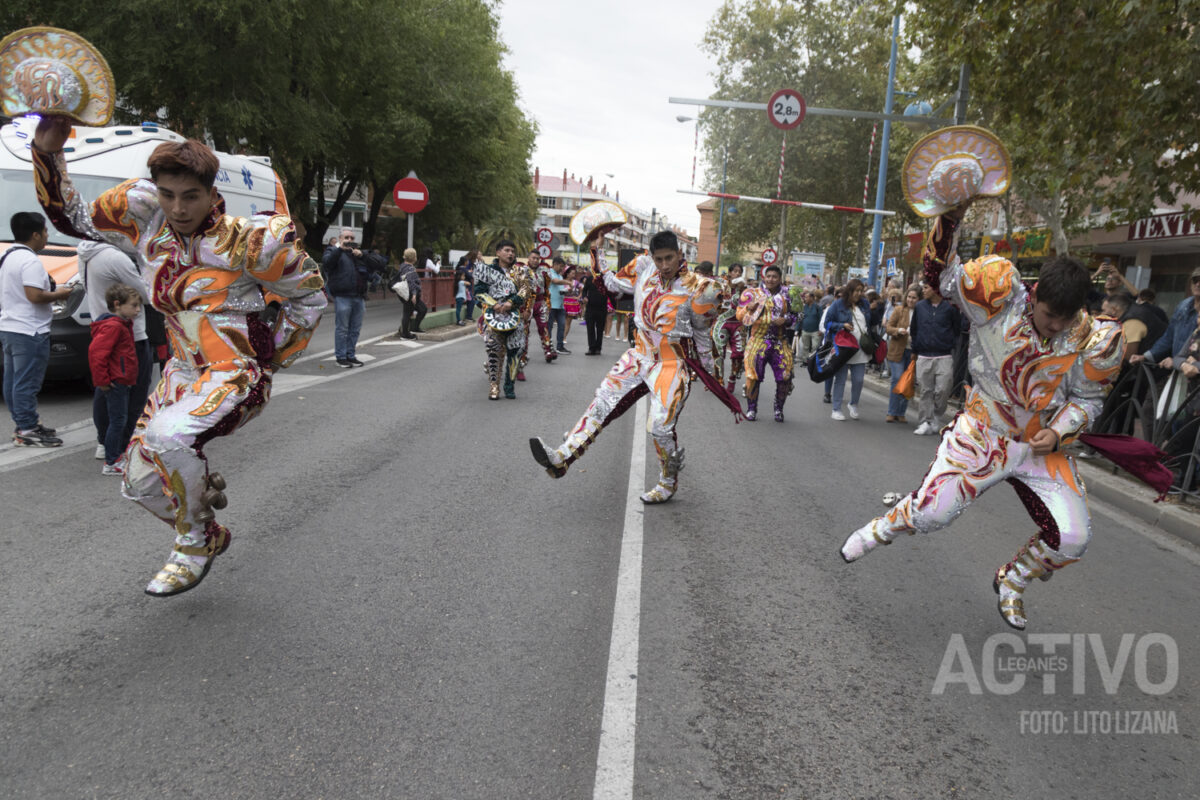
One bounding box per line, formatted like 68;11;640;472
0;211;75;447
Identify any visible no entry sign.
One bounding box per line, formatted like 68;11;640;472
767;89;806;130
392;176;429;213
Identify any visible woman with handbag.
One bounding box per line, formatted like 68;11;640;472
822;278;872;420
885;286;920;422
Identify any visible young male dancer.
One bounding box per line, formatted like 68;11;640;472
32;115;327;597
474;240;529;399
840;202;1123;629
736;264;795;421
529;230;730;504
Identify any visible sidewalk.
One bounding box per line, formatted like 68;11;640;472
861;369;1199;549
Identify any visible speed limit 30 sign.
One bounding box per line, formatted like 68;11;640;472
767;89;806;130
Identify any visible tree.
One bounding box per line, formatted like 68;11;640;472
700;0;924;271
0;0;536;253
904;0;1200;254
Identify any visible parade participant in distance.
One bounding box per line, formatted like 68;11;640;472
30;112;326;597
530;230;740;504
714;262;748;393
522;249;557;370
474;240;529;399
736;264;795;421
839;127;1125;630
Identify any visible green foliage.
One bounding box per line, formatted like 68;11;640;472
0;0;536;252
700;0;923;270
905;0;1200;252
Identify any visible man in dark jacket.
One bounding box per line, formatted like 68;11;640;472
322;228;385;367
909;281;962;434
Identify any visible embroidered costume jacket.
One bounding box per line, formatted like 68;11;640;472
925;214;1123;447
32;149;325;371
603;255;722;371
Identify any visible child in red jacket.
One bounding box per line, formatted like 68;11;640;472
89;284;142;475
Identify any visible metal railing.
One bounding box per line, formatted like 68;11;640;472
1090;363;1200;503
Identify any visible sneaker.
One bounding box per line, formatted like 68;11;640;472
101;461;124;476
823;394;832;404
831;410;846;421
913;421;931;435
94;443;107;459
348;357;364;367
336;358;353;368
33;423;56;436
556;347;571;355
401;333;417;340
13;428;63;447
847;404;860;420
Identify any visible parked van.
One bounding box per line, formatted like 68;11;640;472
0;117;289;383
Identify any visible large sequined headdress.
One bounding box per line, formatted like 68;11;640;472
902;125;1011;218
0;26;114;126
570;200;628;246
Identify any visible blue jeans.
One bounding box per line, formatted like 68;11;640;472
93;383;130;463
888;351;912;416
455;297;470;323
550;307;567;349
831;362;866;411
333;295;365;359
0;330;50;430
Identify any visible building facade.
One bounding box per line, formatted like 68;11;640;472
532;168;696;264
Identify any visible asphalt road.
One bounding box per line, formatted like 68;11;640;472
2;308;1198;799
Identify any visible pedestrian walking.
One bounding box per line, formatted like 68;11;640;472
0;211;74;447
395;249;426;338
884;286;919;422
797;290;822;362
823;278;871;420
910;279;962;434
89;284;141;474
547;256;571;354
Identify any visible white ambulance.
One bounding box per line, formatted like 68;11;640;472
0;117;289;383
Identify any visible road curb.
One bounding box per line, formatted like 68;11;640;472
1076;460;1199;547
861;370;1198;547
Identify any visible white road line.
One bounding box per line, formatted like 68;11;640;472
593;397;647;800
291;333;391;365
0;336;471;474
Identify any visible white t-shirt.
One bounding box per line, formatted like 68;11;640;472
0;246;53;336
425;258;440;275
847;306;870;365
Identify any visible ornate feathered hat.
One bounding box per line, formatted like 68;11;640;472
0;26;114;126
902;125;1011;218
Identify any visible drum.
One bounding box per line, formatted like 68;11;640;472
484;308;520;333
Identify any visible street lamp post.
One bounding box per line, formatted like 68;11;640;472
715;145;729;271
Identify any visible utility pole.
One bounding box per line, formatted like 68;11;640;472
715;146;728;271
866;13;900;290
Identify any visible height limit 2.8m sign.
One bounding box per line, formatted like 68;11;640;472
767;89;806;130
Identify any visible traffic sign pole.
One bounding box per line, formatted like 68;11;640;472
393;174;431;252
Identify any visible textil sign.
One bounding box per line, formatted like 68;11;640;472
1128;212;1199;242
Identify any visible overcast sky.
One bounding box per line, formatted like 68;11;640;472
497;0;727;236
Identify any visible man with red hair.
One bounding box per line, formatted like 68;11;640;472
32;116;327;597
